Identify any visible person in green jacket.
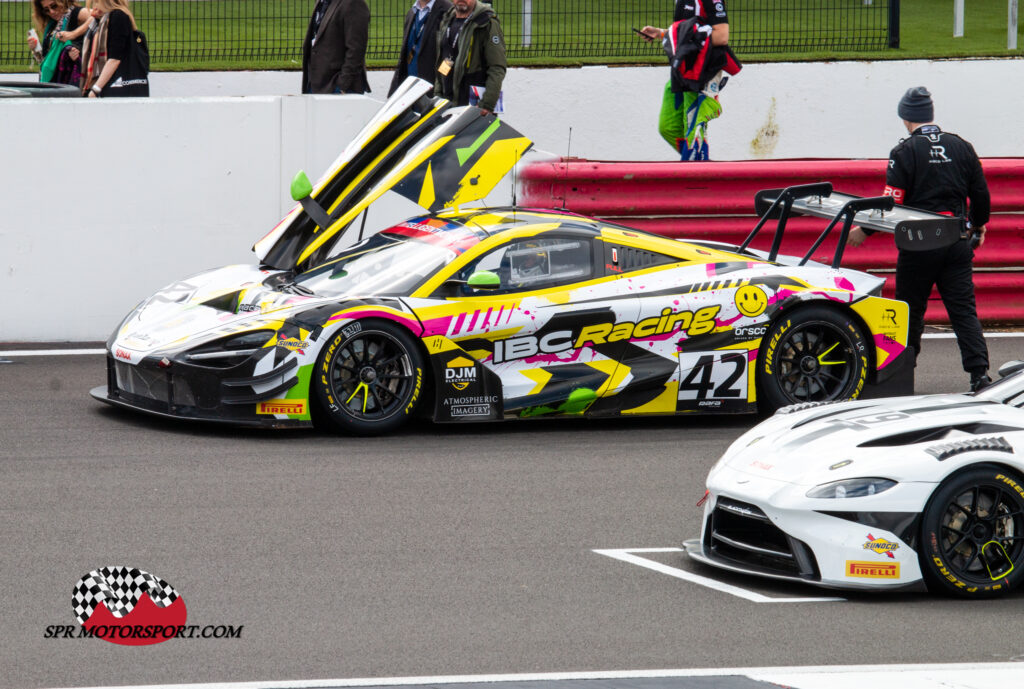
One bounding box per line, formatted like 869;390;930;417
434;0;506;115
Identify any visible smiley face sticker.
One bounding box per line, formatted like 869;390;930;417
735;285;768;317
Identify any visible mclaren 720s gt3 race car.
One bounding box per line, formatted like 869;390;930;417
92;78;923;435
686;361;1024;598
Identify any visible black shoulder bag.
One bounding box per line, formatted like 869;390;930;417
103;29;150;98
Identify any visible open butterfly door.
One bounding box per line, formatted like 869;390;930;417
254;77;533;272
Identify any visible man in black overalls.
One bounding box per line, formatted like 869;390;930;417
849;87;992;391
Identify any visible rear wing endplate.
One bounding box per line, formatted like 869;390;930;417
745;183;965;267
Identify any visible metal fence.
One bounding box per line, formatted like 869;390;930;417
1;1;897;69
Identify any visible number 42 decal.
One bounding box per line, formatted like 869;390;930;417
678;351;747;400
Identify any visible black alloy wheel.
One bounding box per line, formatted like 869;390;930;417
758;305;868;413
919;465;1024;598
312;320;425;435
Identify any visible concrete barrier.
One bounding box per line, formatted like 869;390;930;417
0;96;428;341
3;58;1022;340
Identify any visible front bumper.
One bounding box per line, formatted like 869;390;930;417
91;354;313;429
685;467;931;591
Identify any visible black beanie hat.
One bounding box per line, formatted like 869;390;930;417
898;86;934;123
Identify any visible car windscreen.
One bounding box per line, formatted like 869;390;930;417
293;232;457;297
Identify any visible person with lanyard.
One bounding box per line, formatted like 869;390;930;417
847;87;992;392
301;0;371;95
434;0;506;116
640;0;733;160
389;0;452;96
27;0;91;85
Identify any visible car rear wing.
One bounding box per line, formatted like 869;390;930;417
745;182;965;268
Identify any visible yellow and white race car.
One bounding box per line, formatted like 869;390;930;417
91;79;912;434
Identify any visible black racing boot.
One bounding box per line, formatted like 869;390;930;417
970;371;993;392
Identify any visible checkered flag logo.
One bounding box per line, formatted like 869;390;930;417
72;566;180;625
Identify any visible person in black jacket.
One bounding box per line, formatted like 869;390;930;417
388;0;452;96
302;0;371;95
848;87;992;391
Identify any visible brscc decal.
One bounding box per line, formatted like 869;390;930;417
445;356;477;390
493;306;720;364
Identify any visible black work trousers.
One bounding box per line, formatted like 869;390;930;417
895;239;988;374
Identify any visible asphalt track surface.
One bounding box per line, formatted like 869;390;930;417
3;336;1024;689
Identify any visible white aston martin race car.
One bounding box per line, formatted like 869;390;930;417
686;360;1024;598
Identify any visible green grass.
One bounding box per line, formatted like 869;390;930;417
1;0;1021;73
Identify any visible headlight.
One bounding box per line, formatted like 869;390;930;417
806;477;897;499
185;329;276;365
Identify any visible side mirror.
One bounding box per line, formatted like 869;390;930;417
290;170;313;201
289;170;333;230
467;270;500;290
997;360;1024;379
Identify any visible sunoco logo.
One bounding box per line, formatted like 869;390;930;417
863;533;900;558
445;356;476;391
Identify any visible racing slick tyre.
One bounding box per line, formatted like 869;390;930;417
918;464;1024;598
757;305;868;413
312;319;425;436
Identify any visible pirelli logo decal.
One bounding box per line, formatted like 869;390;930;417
257;399;308;415
845;561;900;579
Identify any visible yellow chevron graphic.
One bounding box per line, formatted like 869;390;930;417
418;161;436;209
449;137;532;208
622;380;678;415
588;358;631;397
520;368;553;395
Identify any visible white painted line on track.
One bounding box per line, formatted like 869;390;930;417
41;662;1024;689
592;547;845;603
0;348;105;357
923;332;1024;339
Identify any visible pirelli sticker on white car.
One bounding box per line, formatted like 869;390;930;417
257;399;308;415
845;560;900;579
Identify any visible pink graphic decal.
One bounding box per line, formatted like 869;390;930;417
873;333;906;369
522;349;585;365
467;310;480;331
451;312;467;336
833;276;856;292
327;309;422;334
481;307;493;330
717;312;744;328
767;289;849;308
629;330;680;345
419;315;454;337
